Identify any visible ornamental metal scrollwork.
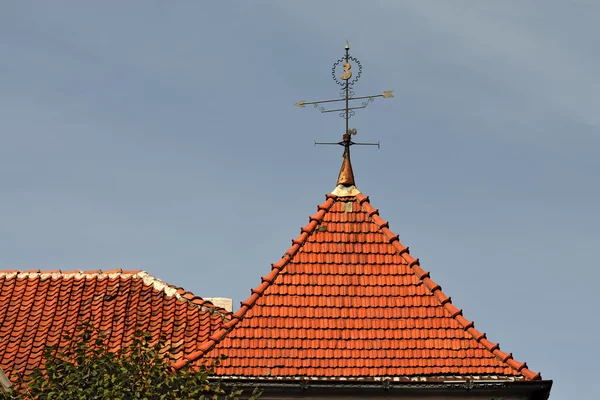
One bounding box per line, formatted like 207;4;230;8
361;97;375;108
339;109;356;119
313;103;327;113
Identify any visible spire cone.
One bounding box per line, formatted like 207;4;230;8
337;135;355;186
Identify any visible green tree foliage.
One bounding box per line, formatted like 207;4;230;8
1;324;259;400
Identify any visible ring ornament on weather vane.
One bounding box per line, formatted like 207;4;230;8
332;55;362;87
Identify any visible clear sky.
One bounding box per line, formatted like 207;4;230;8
1;1;598;398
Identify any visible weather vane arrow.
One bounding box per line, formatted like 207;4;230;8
295;91;393;109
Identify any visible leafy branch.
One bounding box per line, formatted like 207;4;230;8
1;323;260;400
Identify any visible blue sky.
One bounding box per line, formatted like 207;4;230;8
1;1;598;398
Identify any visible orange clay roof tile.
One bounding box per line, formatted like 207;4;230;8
173;192;542;381
0;270;231;381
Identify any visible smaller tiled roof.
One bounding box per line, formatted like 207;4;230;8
0;269;230;381
174;192;541;381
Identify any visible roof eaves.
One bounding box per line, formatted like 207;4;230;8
214;374;526;382
172;194;339;370
216;378;552;400
355;193;542;381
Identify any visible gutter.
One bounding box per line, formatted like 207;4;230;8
217;378;552;400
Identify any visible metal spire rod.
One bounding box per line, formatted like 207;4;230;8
344;41;350;139
295;41;393;186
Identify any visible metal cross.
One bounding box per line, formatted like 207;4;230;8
295;41;393;150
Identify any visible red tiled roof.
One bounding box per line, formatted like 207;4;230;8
0;269;230;380
175;192;541;381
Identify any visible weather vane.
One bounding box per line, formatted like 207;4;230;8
295;41;393;150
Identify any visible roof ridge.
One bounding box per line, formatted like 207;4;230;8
172;194;339;370
354;193;541;381
0;269;232;320
0;268;143;277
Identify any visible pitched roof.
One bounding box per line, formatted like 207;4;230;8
0;269;230;380
174;191;541;381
